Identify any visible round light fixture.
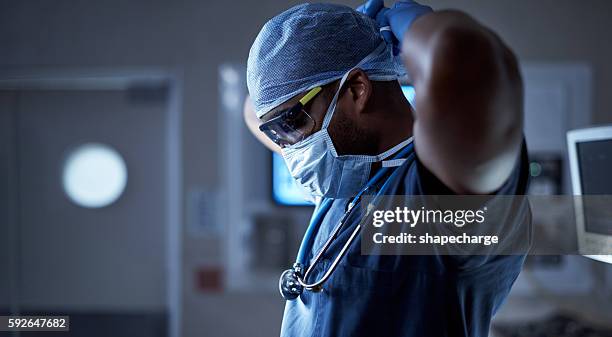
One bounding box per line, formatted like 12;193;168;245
62;143;127;208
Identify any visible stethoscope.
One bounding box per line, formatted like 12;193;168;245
279;142;415;300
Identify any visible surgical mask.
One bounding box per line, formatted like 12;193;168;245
281;43;411;199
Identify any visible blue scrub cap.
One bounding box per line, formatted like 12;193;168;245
247;3;406;119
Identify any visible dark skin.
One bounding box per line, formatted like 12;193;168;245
246;10;522;195
259;70;414;156
403;10;522;194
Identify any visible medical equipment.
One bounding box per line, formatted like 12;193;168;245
279;142;414;300
567;125;612;264
272;152;314;206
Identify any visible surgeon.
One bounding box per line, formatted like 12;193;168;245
244;1;530;336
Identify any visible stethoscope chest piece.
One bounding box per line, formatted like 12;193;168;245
279;263;304;300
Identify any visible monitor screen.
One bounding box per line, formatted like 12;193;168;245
577;139;612;235
401;85;416;106
272;152;313;206
271;85;416;206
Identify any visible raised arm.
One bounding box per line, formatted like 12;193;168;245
402;10;523;194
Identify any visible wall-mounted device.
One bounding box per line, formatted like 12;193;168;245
567;125;612;264
272;152;313;206
528;153;563;195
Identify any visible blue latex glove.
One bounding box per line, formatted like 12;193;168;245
356;0;396;53
357;0;433;54
386;1;433;45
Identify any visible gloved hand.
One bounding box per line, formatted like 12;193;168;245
357;0;433;55
356;0;396;52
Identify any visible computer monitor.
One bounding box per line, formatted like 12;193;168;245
271;85;417;206
271;152;313;206
401;85;416;105
567;125;612;264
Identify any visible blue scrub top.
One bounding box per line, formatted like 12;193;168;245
280;141;531;337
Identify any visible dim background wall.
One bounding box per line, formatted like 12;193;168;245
1;1;612;336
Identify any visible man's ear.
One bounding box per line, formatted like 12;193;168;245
345;68;372;113
340;68;372;115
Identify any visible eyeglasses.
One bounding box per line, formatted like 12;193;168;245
259;87;322;148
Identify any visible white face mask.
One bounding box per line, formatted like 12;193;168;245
281;46;412;199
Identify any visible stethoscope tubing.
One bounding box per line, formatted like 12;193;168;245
295;144;415;291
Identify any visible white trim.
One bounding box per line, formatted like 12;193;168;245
218;64;249;290
584;255;612;264
165;73;183;337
